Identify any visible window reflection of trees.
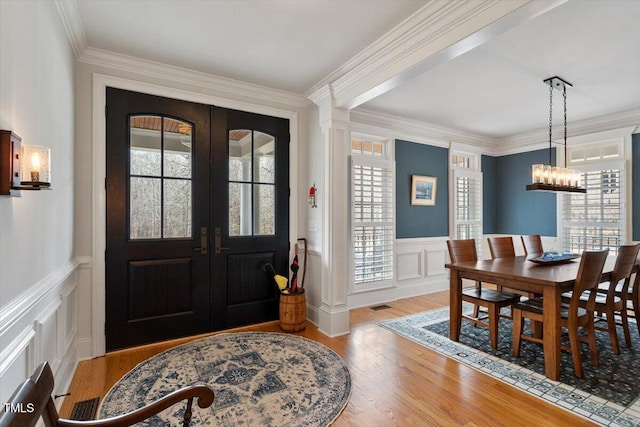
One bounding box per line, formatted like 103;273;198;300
130;149;192;239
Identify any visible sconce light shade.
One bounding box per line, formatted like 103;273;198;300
20;144;51;187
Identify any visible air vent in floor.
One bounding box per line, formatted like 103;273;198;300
370;304;391;311
70;397;100;421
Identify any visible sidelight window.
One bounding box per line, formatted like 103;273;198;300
129;115;193;240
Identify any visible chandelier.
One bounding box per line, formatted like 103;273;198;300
526;76;586;193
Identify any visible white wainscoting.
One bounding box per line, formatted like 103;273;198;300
347;237;449;309
395;237;449;295
0;258;85;407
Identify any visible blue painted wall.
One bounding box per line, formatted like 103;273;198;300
633;134;640;241
395;140;448;238
483;148;557;236
482;155;498;234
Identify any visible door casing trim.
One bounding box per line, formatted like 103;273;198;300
92;73;299;357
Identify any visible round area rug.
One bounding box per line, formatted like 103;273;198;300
98;332;351;426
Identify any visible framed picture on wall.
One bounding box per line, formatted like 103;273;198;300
411;175;437;206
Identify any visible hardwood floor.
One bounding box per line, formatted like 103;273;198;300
60;291;594;426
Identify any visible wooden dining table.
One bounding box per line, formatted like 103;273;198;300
446;254;624;381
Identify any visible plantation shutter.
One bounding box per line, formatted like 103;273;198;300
351;156;395;286
562;164;623;255
453;169;483;256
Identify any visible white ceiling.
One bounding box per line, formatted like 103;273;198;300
76;0;427;93
359;0;640;140
75;0;639;141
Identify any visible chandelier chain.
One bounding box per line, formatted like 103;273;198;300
549;82;553;166
563;87;567;147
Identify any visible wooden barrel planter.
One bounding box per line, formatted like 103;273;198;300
279;291;306;331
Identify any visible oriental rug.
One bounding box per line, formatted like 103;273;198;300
98;332;351;426
380;305;640;427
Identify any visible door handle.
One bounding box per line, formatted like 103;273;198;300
193;227;208;254
215;227;229;254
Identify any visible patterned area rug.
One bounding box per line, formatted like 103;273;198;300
380;305;640;427
98;332;351;426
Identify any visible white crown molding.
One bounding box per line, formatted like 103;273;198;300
351;108;498;149
495;108;640;155
306;0;567;109
308;84;333;107
78;48;309;109
352;108;640;158
54;0;88;59
56;0;306;109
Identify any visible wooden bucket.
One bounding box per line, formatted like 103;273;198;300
279;291;306;331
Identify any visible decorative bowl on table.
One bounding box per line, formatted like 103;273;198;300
528;251;581;264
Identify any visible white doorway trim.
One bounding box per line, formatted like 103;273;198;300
91;73;299;357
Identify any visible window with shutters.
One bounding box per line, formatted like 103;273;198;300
562;140;625;255
350;136;394;291
451;152;482;256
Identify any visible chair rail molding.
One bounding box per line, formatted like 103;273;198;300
0;259;80;337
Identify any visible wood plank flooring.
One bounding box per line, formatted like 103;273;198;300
60;291;594;426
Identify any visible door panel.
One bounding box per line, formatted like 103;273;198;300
106;90;290;349
106;88;211;351
127;258;193;320
211;108;290;330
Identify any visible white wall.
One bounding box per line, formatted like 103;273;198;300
0;0;78;406
301;103;322;324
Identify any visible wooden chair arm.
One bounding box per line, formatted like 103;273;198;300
57;385;214;427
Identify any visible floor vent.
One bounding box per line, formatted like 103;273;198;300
70;397;100;421
370;304;391;311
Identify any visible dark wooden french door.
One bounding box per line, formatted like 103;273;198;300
105;88;289;351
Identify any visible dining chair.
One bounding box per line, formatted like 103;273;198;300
488;236;536;299
488;236;516;259
521;235;543;256
447;239;521;349
588;244;640;354
512;249;609;378
628;270;640;336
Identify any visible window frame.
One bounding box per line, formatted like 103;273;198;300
450;150;483;257
349;134;395;295
560;159;625;255
559;134;630;255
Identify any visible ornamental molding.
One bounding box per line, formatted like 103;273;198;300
54;0;88;59
79;48;308;109
306;0;566;109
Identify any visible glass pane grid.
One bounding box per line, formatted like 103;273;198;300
129;115;193;240
228;129;276;237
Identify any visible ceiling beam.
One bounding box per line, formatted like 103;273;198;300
309;0;568;110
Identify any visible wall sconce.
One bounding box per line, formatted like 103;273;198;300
0;130;51;196
20;144;51;189
0;130;22;196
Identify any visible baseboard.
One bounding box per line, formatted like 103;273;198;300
77;338;93;361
